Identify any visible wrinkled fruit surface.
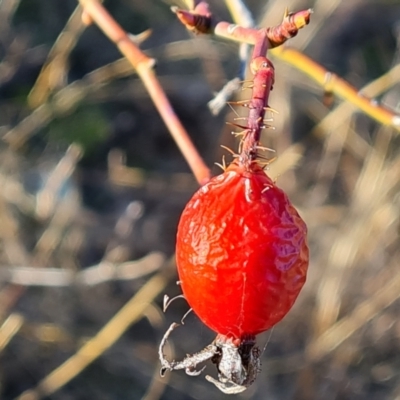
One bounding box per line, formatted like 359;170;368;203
176;162;308;339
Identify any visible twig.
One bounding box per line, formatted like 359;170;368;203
0;313;24;351
2;105;53;149
267;143;304;178
27;6;87;108
223;1;400;131
173;4;311;168
208;0;255;115
312;62;400;139
0;12;28;86
0;0;20;26
107;149;198;193
77;0;210;185
0;171;34;214
271;47;400;131
2;57;141;148
33;192;80;268
141;324;170;400
0;251;166;287
35;144;83;220
3;1;211;185
211;10;311;48
2;37;226;149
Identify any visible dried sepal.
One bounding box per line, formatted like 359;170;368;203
159;323;261;393
159;323;216;377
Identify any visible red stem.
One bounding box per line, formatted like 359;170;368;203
172;6;311;169
239;53;274;168
79;0;211;185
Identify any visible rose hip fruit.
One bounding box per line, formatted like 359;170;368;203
176;161;308;339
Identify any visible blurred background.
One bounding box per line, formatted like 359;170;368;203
1;0;400;399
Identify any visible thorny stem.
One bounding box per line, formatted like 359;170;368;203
172;5;312;167
214;9;311;48
238;54;275;167
77;0;211;185
227;0;400;131
227;10;311;167
184;1;400;130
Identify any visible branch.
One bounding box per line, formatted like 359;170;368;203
0;252;166;287
76;0;211;185
224;0;400;131
0;313;23;352
174;3;311;116
173;4;312;168
271;47;400;132
311;62;400;140
207;1;254;114
173;5;311;49
27;6;87;108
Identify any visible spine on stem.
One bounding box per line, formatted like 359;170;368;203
238;56;275;167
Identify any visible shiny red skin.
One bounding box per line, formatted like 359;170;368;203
176;163;308;339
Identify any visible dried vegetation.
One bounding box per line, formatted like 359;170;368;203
0;0;400;399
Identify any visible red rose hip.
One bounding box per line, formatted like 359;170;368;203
159;7;312;393
176;161;308;339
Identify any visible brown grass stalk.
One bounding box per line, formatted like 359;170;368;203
272;47;400;131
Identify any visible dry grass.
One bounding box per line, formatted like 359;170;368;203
0;0;399;399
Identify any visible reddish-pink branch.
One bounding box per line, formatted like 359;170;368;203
79;0;211;186
172;6;312;168
239;56;274;167
175;7;312;48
